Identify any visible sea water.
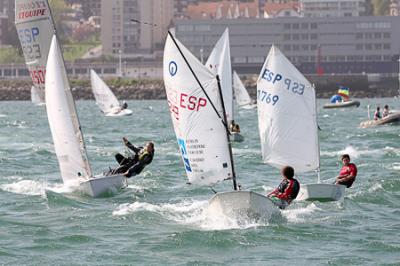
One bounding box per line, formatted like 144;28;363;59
0;99;399;265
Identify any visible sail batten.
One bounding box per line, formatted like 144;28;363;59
164;34;233;186
257;46;319;173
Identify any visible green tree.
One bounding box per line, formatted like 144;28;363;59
372;0;390;15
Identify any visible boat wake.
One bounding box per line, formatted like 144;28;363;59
112;199;274;230
282;203;321;223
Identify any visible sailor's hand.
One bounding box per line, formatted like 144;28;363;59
123;137;128;144
123;170;129;177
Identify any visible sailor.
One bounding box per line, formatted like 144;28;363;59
382;105;390;118
374;106;381;120
121;101;128;110
335;154;357;188
267;166;300;209
111;137;154;178
229;120;241;133
330;94;342;103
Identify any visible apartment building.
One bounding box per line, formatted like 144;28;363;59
101;0;174;57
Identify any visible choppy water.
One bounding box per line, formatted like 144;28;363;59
0;99;399;265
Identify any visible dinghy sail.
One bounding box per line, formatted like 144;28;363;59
164;32;279;221
90;70;132;116
233;70;255;109
257;45;344;202
206;29;244;142
45;36;126;196
205;28;233;125
164;32;234;186
15;0;55;103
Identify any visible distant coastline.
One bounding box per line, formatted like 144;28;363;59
0;75;398;101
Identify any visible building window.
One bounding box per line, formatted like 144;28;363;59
383;43;391;49
284;23;291;30
310;23;317;29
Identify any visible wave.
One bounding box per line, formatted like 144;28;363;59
0;178;78;197
320;145;399;158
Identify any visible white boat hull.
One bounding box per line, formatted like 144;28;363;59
105;109;133;117
323;100;360;109
80;174;127;197
231;132;244;142
207;191;280;221
296;183;345;202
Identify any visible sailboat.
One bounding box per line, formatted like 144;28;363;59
233;70;256;109
31;86;45;106
90;70;133;116
206;28;244;142
46;36;127;197
164;32;279;221
15;0;55;104
256;45;344;202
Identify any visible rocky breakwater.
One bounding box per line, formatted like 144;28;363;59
0;78;166;101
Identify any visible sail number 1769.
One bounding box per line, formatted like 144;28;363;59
257;90;279;106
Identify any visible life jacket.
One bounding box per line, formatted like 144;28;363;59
138;148;149;161
277;178;300;202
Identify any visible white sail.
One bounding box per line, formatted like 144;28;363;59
257;45;319;173
45;35;92;184
233;71;253;107
164;34;233;186
31;86;44;105
205;28;233;123
90;69;121;114
15;0;54;100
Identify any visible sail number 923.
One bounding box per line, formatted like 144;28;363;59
257;90;279;106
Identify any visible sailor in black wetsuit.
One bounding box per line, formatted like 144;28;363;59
111;137;154;177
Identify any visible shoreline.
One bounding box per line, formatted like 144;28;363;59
0;76;399;100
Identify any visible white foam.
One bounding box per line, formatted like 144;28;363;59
282;202;321;223
0;179;77;197
368;182;383;193
112;199;270;230
393;163;400;170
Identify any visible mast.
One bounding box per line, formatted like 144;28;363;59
217;75;238;191
314;84;321;183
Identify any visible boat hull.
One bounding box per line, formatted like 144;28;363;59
80;174;127;197
360;112;400;128
231;132;244;142
106;109;133;117
207;191;280;221
323;100;360;109
296;183;345;202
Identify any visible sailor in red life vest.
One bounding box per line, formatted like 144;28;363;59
267;166;300;209
335;154;357;188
